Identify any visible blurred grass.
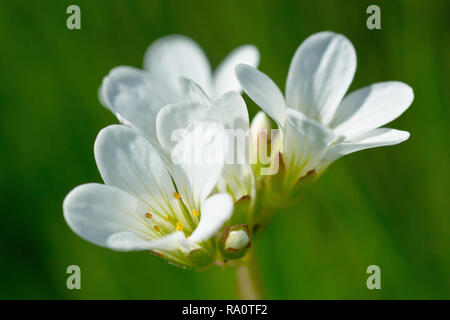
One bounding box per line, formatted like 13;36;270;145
0;0;449;299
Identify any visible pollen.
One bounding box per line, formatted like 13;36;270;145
176;222;184;231
165;215;172;221
153;225;160;232
192;209;198;217
145;213;152;219
173;192;181;200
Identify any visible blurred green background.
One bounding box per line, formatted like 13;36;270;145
1;0;449;299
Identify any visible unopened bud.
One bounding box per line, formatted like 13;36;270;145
250;111;272;131
226;230;250;251
219;225;251;260
250;112;276;172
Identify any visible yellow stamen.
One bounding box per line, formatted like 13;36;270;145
145;213;152;219
173;192;181;200
193;209;198;217
176;222;184;231
153;225;160;232
165;215;172;221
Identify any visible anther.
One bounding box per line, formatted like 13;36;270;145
176;222;184;231
145;213;152;219
193;209;198;217
173;192;181;200
153;225;160;232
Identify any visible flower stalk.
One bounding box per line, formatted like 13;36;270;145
236;247;265;300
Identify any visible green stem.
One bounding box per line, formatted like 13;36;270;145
236;247;265;299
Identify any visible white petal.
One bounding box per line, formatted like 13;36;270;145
236;64;286;128
218;164;255;201
156;101;209;151
143;35;213;95
330;82;414;139
98;85;108;108
170;121;227;212
225;230;250;250
322;128;410;164
213;93;252;200
156;91;249;151
100;66;178;144
63;183;150;250
210;91;249;130
180;77;212;105
213;45;260;97
282;109;336;186
157;92;251;202
106;231;186;252
187;193;234;244
94;125;179;219
285;31;356;125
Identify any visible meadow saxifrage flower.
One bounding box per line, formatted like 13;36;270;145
236;31;413;191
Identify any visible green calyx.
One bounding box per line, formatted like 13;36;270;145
187;247;215;269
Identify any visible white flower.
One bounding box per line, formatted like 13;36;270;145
63;123;233;267
155;89;255;201
99;35;259;147
236;31;413;189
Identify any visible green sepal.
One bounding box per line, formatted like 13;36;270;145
187;248;215;270
229;195;251;226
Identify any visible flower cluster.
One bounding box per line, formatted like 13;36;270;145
63;32;413;269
